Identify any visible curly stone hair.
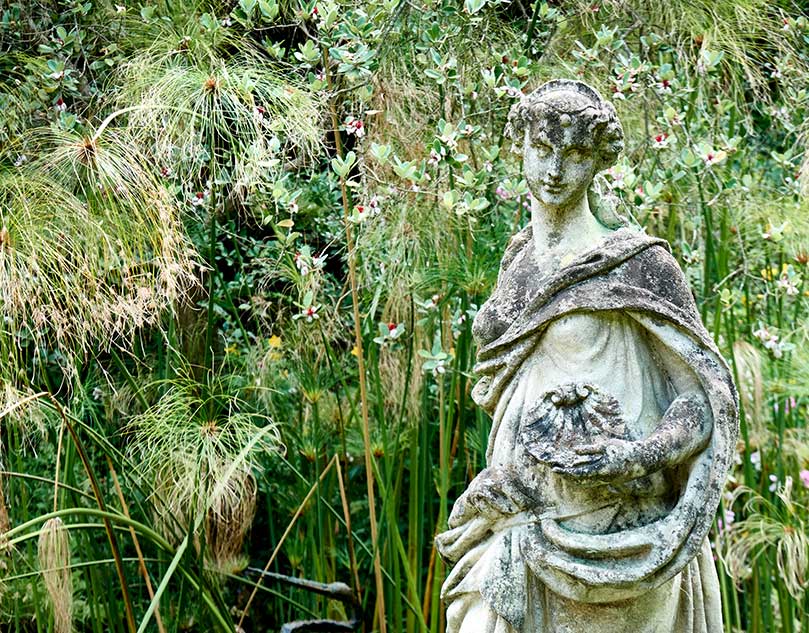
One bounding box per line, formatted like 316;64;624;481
505;79;624;172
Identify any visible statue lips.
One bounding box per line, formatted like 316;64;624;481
541;181;565;195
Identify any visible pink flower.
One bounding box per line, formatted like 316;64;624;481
800;469;809;489
749;450;762;472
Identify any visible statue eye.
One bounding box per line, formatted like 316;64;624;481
533;142;552;157
565;148;588;162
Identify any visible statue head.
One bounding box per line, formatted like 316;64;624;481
506;80;624;216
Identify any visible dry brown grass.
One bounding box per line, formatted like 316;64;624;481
38;517;73;633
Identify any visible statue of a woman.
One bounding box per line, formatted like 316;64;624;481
435;80;738;632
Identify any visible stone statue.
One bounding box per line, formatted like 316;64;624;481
435;80;738;632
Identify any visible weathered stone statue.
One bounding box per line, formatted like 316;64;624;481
435;80;738;632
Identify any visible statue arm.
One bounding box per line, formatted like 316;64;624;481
640;336;711;468
552;322;712;483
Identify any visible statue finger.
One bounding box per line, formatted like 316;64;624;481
553;459;605;478
573;444;604;455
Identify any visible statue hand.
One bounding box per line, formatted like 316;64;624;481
448;466;534;528
551;438;653;483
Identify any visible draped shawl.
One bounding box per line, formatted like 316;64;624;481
442;226;738;622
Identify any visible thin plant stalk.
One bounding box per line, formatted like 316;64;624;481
323;47;388;632
107;457;167;633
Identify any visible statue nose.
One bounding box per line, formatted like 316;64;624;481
546;153;563;180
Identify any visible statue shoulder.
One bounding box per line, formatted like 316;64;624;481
624;241;698;314
498;225;533;283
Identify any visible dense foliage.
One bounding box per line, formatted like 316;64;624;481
1;0;809;631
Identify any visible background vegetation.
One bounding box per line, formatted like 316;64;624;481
1;0;809;631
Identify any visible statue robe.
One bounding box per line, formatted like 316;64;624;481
437;227;738;633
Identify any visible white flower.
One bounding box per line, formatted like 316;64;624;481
427;149;443;166
311;252;326;271
769;474;778;492
753;325;787;357
495;85;522;99
293;304;320;323
345;116;365;138
701;149;727;167
777;276;799;296
294;252;310;275
656;78;673;94
750;450;762;472
13;154;27;167
652;133;670;149
439;133;458;151
190;190;210;207
254;106;270;126
352;204;369;223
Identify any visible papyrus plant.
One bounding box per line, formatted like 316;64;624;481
127;371;281;573
0;126;198;354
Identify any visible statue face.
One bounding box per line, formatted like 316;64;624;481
522;96;598;212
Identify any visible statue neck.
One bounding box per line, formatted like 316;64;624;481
531;193;609;259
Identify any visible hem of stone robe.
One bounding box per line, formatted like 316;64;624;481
445;538;722;633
